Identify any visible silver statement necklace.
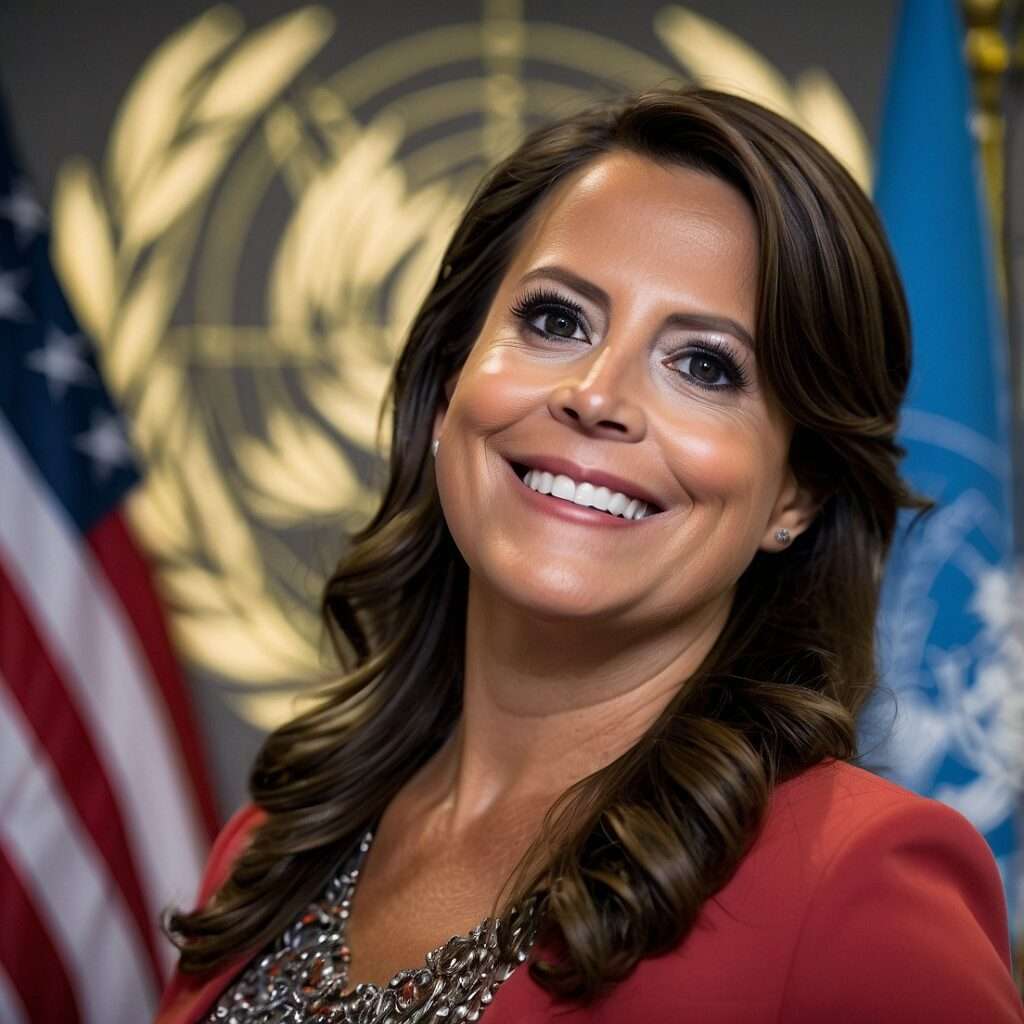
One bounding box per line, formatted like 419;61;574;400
205;829;540;1024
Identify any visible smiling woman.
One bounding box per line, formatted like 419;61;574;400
434;154;804;631
156;89;1024;1023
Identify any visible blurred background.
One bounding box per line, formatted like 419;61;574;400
0;1;1021;1018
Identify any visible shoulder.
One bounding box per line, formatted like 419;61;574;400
760;758;1014;957
761;760;1021;1021
502;762;1022;1023
721;758;1003;918
568;760;1023;1023
763;757;991;860
193;802;266;908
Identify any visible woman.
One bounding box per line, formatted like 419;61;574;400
157;88;1023;1022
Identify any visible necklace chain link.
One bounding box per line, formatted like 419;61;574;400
206;830;540;1024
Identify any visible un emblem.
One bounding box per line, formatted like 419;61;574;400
874;410;1024;841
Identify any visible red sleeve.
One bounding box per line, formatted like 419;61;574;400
779;796;1023;1021
154;804;266;1024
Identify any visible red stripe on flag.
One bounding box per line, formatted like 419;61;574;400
0;844;82;1024
87;510;219;838
0;559;165;990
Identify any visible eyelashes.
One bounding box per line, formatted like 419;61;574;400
509;287;752;393
676;336;752;391
509;288;588;335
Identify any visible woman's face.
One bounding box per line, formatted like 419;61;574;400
434;151;815;628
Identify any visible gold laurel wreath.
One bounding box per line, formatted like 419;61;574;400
50;3;870;729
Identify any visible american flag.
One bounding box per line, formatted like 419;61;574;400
0;101;216;1020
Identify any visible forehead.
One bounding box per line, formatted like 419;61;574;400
508;151;759;320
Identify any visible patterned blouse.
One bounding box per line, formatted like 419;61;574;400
204;829;539;1023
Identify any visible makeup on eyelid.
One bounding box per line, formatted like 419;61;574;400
508;286;751;392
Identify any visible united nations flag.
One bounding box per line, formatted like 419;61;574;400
870;0;1023;935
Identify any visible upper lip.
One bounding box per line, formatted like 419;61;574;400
507;453;665;512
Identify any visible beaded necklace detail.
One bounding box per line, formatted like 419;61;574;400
205;829;540;1024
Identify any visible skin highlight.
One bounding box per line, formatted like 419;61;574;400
341;152;819;989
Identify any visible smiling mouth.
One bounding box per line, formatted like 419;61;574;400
509;462;661;520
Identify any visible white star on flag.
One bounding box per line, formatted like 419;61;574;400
0;177;47;247
74;409;134;479
0;268;31;322
24;326;96;401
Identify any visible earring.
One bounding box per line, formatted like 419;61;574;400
431;438;440;458
774;527;791;545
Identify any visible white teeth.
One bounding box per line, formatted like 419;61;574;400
522;468;652;520
572;482;596;507
550;474;575;501
523;470;555;494
607;492;629;516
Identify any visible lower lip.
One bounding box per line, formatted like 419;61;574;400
505;460;657;528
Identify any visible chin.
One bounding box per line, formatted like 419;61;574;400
468;565;650;627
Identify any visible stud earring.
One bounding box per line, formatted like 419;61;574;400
431;438;440;458
774;527;791;545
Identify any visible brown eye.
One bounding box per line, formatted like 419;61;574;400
679;352;729;385
543;311;579;338
510;289;589;343
671;344;748;393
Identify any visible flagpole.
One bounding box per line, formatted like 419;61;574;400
963;0;1024;561
963;1;1007;286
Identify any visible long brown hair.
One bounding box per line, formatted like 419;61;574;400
168;87;931;999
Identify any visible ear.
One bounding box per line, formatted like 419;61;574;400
432;369;462;441
759;464;822;552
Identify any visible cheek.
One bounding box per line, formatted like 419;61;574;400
433;368;517;555
668;417;788;519
448;349;539;435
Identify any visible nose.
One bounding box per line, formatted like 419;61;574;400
546;345;647;441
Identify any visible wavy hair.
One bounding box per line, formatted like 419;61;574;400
168;87;931;999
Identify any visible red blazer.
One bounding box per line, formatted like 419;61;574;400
156;760;1024;1023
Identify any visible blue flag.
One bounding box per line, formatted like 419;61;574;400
870;0;1022;929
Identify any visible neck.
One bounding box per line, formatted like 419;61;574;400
414;576;733;835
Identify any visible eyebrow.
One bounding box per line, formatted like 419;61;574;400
518;265;756;352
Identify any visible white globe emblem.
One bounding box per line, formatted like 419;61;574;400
874;410;1024;839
